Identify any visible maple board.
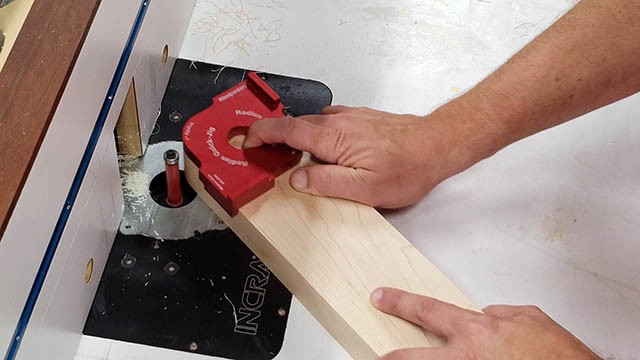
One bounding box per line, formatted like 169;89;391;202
186;156;476;359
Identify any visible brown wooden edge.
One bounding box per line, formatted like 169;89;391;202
0;0;102;239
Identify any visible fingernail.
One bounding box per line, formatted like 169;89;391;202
370;288;384;307
291;170;308;191
242;137;261;149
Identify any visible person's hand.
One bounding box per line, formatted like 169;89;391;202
370;287;601;360
243;105;477;208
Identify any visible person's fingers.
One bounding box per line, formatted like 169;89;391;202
371;287;479;338
243;116;315;148
321;105;351;115
290;164;377;205
483;304;548;321
244;117;344;162
378;348;448;360
321;105;381;117
482;304;521;318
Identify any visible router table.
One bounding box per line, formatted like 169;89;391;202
1;1;638;359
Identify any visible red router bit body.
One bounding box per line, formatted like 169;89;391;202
183;72;302;216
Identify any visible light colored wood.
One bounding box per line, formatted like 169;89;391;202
0;0;34;72
115;80;143;156
186;155;476;359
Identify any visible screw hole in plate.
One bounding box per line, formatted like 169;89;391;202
162;44;169;65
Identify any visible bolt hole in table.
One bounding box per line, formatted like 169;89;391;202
76;1;640;359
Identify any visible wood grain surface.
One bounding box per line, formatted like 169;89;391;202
115;81;143;156
186;156;476;359
0;0;101;237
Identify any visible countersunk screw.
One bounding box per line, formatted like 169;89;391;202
169;111;183;122
120;254;136;269
164;261;180;275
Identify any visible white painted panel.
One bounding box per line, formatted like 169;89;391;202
133;0;198;149
0;0;140;354
17;136;119;360
1;1;197;358
0;2;197;360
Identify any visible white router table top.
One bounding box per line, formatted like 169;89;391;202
77;1;640;359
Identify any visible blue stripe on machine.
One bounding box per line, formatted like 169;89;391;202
4;0;151;358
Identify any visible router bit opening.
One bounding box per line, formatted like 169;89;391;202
149;170;197;208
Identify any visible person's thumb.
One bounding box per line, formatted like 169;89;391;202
289;164;375;205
